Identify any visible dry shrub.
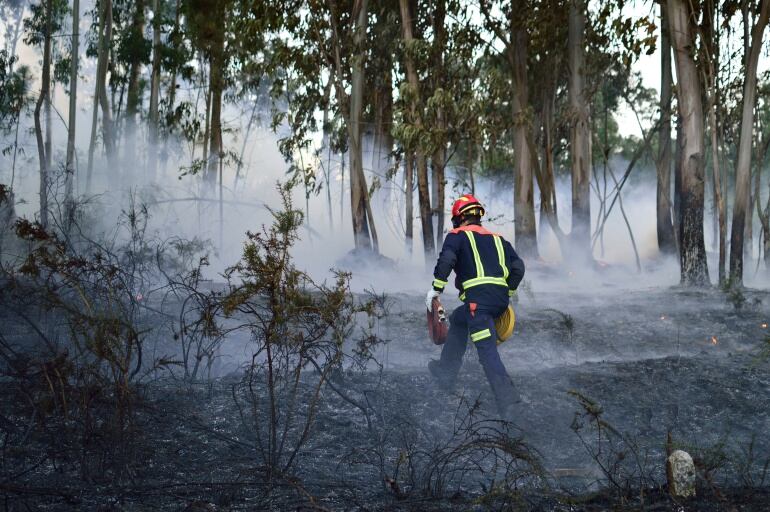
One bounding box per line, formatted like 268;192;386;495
223;183;387;486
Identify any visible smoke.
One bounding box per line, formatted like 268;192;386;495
3;21;769;294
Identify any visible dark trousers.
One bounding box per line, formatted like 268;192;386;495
438;302;516;411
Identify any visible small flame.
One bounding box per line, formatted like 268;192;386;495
660;315;666;320
711;336;718;345
762;323;768;329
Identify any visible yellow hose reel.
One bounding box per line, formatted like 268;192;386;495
495;305;516;345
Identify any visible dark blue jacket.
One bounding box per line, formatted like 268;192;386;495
432;224;525;307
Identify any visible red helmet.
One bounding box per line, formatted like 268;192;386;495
451;194;485;219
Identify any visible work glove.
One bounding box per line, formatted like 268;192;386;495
425;288;440;312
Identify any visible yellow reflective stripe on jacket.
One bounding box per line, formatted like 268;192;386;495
459;231;509;292
464;231;484;278
432;278;447;289
471;328;492;342
461;276;509;289
493;236;509;280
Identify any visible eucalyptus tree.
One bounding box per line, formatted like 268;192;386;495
656;0;676;257
478;0;539;258
65;0;79;228
186;0;232;187
729;0;770;286
122;0;151;166
24;0;68;226
567;0;592;258
667;0;709;285
87;0;117;188
255;0;380;252
397;0;433;260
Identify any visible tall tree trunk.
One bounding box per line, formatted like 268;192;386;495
148;0;162;178
709;105;726;285
86;0;105;191
99;0;116;166
65;0;80;230
124;0;145;168
431;0;446;250
162;0;182;171
399;0;433;262
568;0;592;258
510;9;538;258
536;49;566;252
405;154;414;253
205;4;226;186
656;0;676;256
432;147;446;249
35;0;52;228
755;135;770;268
202;68;211;167
45;78;52;175
348;0;375;251
729;0;770;286
673;113;683;248
702;0;726;284
668;0;709;285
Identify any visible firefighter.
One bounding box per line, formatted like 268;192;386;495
425;194;525;417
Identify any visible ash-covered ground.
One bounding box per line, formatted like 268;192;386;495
3;271;770;510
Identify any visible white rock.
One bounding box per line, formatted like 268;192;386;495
667;449;696;498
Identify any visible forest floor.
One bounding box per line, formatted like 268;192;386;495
2;278;770;510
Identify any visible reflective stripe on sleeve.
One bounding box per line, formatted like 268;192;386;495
432;278;447;289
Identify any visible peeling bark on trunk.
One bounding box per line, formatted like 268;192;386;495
668;0;709;285
568;0;592;258
65;0;80;230
656;1;676;256
510;13;538;258
729;0;770;286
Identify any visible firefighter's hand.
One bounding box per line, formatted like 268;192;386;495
425;288;440;311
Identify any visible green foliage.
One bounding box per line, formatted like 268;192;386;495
0;51;31;131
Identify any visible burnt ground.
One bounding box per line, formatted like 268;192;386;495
2;283;770;510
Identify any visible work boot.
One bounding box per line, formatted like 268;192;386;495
428;359;455;391
494;383;525;421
